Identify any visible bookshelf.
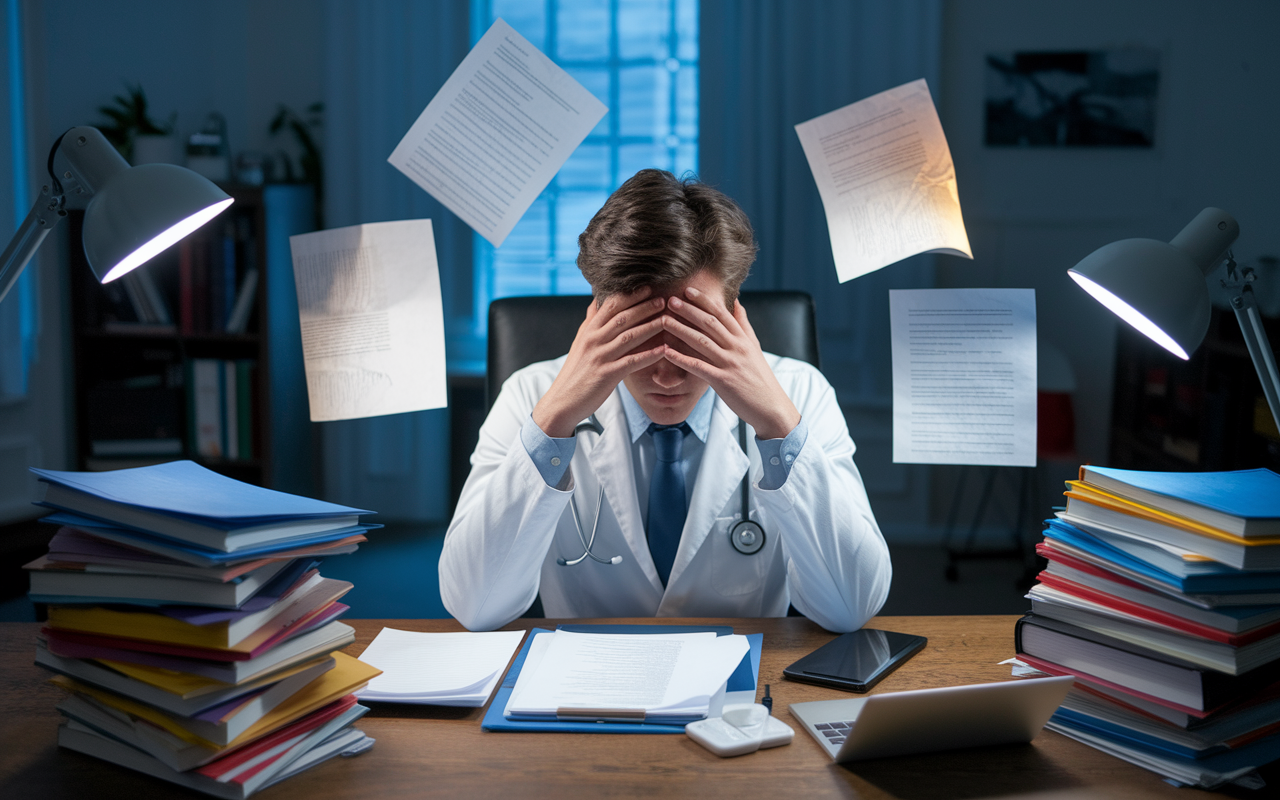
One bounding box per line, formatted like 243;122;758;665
1109;306;1280;472
66;184;318;494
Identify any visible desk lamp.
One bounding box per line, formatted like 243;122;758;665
0;126;233;304
1067;207;1280;433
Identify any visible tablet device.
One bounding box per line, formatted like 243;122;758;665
782;628;926;692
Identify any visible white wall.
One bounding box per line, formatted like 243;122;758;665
938;0;1280;467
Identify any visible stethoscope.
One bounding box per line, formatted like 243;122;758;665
556;416;766;567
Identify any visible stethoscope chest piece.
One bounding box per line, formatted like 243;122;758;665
729;519;765;555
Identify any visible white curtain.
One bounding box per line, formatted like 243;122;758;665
699;0;943;533
321;0;473;521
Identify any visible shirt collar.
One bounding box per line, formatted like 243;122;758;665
617;382;715;444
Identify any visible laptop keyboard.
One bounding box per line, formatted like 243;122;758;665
814;721;854;746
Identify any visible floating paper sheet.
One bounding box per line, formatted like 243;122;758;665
289;220;446;422
890;289;1037;466
796;79;972;282
388;18;608;248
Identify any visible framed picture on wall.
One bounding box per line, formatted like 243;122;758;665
984;49;1159;147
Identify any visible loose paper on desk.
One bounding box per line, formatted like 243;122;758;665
795;79;972;283
507;631;749;720
890;289;1037;467
355;628;524;707
289;220;446;422
388;18;608;248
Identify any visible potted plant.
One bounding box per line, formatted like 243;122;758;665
96;83;178;164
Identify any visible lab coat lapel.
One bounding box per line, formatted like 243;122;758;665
666;399;749;587
582;392;665;592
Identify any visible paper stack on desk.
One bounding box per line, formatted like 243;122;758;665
355;627;525;706
505;630;750;724
1015;465;1280;791
25;461;383;798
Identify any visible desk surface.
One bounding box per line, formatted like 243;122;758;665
0;616;1258;799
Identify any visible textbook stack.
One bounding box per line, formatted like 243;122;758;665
1015;465;1280;790
24;460;383;798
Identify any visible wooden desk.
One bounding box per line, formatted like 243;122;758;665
0;617;1258;799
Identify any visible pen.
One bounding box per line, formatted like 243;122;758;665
762;684;772;715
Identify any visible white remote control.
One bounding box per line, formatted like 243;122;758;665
686;703;794;757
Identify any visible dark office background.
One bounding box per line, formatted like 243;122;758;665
1;0;1278;621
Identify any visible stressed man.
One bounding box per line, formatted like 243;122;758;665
440;169;891;632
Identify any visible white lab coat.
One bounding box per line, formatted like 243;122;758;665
439;353;892;633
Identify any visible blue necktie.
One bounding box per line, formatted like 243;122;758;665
647;422;690;587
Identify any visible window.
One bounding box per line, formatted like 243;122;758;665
470;0;698;330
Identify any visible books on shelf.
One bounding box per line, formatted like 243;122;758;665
1014;465;1280;790
189;359;256;462
26;461;381;796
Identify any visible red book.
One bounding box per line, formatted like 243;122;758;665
195;695;359;780
1035;571;1280;647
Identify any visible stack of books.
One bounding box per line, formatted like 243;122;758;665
24;460;384;798
1016;465;1280;790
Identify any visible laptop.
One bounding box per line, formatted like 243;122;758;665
788;676;1073;762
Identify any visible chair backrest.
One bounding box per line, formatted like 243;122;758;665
486;291;819;410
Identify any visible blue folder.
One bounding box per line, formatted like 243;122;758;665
481;625;764;733
1052;709;1280;772
32;461;371;523
1044;518;1280;594
40;511;380;566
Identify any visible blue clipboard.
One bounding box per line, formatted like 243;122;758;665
481;625;764;733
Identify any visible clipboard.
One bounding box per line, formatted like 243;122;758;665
480;625;763;733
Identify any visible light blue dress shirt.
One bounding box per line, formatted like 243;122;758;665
519;385;808;516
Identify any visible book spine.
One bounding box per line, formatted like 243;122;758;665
224;361;238;461
208;227;225;334
136;266;172;325
223;222;237;331
237;360;253;460
178;240;194;335
192;359;223;458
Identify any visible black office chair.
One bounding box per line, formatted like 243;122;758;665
485;290;819;619
486;290;819;410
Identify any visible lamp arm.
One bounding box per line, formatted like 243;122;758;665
1230;284;1280;435
0;185;67;304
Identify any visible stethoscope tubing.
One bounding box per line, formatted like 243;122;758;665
557;416;765;567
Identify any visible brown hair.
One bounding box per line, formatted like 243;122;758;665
577;169;757;307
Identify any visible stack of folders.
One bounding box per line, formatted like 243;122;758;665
1015;465;1280;791
24;460;384;798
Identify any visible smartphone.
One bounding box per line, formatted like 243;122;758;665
782;628;927;693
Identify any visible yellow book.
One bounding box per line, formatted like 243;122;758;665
1065;481;1280;547
51;651;380;751
101;653;332;698
46;577;351;651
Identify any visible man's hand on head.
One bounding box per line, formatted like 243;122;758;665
531;287;667;438
660;286;802;440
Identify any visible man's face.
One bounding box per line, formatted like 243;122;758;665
621;270;728;425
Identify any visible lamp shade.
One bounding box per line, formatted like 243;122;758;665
81;163;233;283
1068;238;1211;360
1068;209;1239;360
